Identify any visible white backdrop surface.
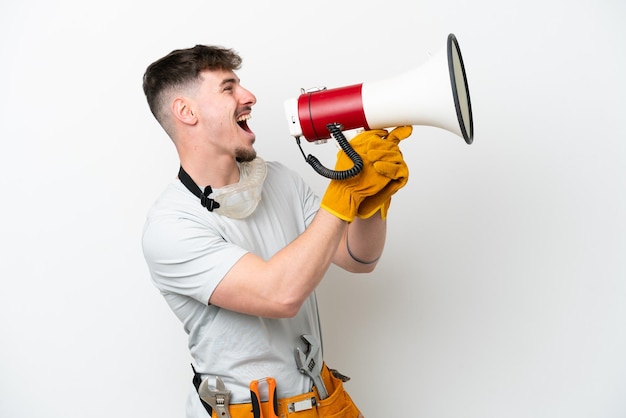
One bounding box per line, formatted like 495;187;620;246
1;1;625;417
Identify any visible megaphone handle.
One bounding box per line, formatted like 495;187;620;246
301;123;364;180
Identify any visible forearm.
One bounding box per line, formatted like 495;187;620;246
211;208;348;317
334;211;387;272
267;209;347;303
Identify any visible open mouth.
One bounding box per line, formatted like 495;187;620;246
237;113;252;133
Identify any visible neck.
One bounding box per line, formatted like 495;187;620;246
178;151;240;189
174;129;243;188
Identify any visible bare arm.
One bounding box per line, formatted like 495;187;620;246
333;210;387;273
210;207;387;318
209;209;348;318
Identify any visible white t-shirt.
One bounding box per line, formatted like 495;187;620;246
142;160;323;415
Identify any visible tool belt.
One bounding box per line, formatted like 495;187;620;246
193;363;361;418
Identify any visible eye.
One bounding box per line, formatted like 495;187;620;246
222;82;236;93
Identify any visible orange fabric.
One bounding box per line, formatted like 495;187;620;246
314;364;362;418
321;128;407;222
211;364;361;418
357;126;411;219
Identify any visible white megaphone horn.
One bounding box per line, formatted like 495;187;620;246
284;33;474;179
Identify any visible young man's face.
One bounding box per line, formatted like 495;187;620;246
192;69;257;161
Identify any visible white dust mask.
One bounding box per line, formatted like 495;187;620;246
178;157;267;220
211;157;267;219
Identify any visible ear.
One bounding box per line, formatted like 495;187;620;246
171;97;198;126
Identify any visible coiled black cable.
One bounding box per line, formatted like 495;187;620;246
297;123;364;180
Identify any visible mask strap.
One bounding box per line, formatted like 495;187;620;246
178;166;221;212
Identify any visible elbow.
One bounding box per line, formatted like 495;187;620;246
265;294;307;319
268;304;302;319
359;263;378;273
344;261;378;274
280;304;302;318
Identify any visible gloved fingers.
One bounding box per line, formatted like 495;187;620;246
335;147;406;179
372;159;408;180
364;135;404;154
366;148;403;163
366;146;407;178
334;152;363;171
384;126;413;144
345;129;389;153
334;129;387;169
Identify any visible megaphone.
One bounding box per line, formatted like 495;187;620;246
284;33;473;179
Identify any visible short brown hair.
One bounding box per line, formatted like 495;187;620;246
143;45;242;126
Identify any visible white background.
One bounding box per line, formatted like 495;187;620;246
1;1;625;417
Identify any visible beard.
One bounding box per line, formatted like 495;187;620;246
235;146;256;163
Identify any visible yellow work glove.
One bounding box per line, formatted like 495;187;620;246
320;128;408;222
357;126;411;219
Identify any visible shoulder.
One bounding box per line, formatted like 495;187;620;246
264;160;309;190
142;181;222;253
266;160;297;177
144;181;204;224
260;159;319;224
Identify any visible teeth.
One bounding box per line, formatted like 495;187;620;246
237;114;251;122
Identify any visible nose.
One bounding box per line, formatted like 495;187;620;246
240;86;256;107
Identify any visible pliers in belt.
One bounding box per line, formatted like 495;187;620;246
250;377;279;418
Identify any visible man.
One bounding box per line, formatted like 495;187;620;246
142;44;411;417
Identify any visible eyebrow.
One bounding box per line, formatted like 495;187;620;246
220;76;239;86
